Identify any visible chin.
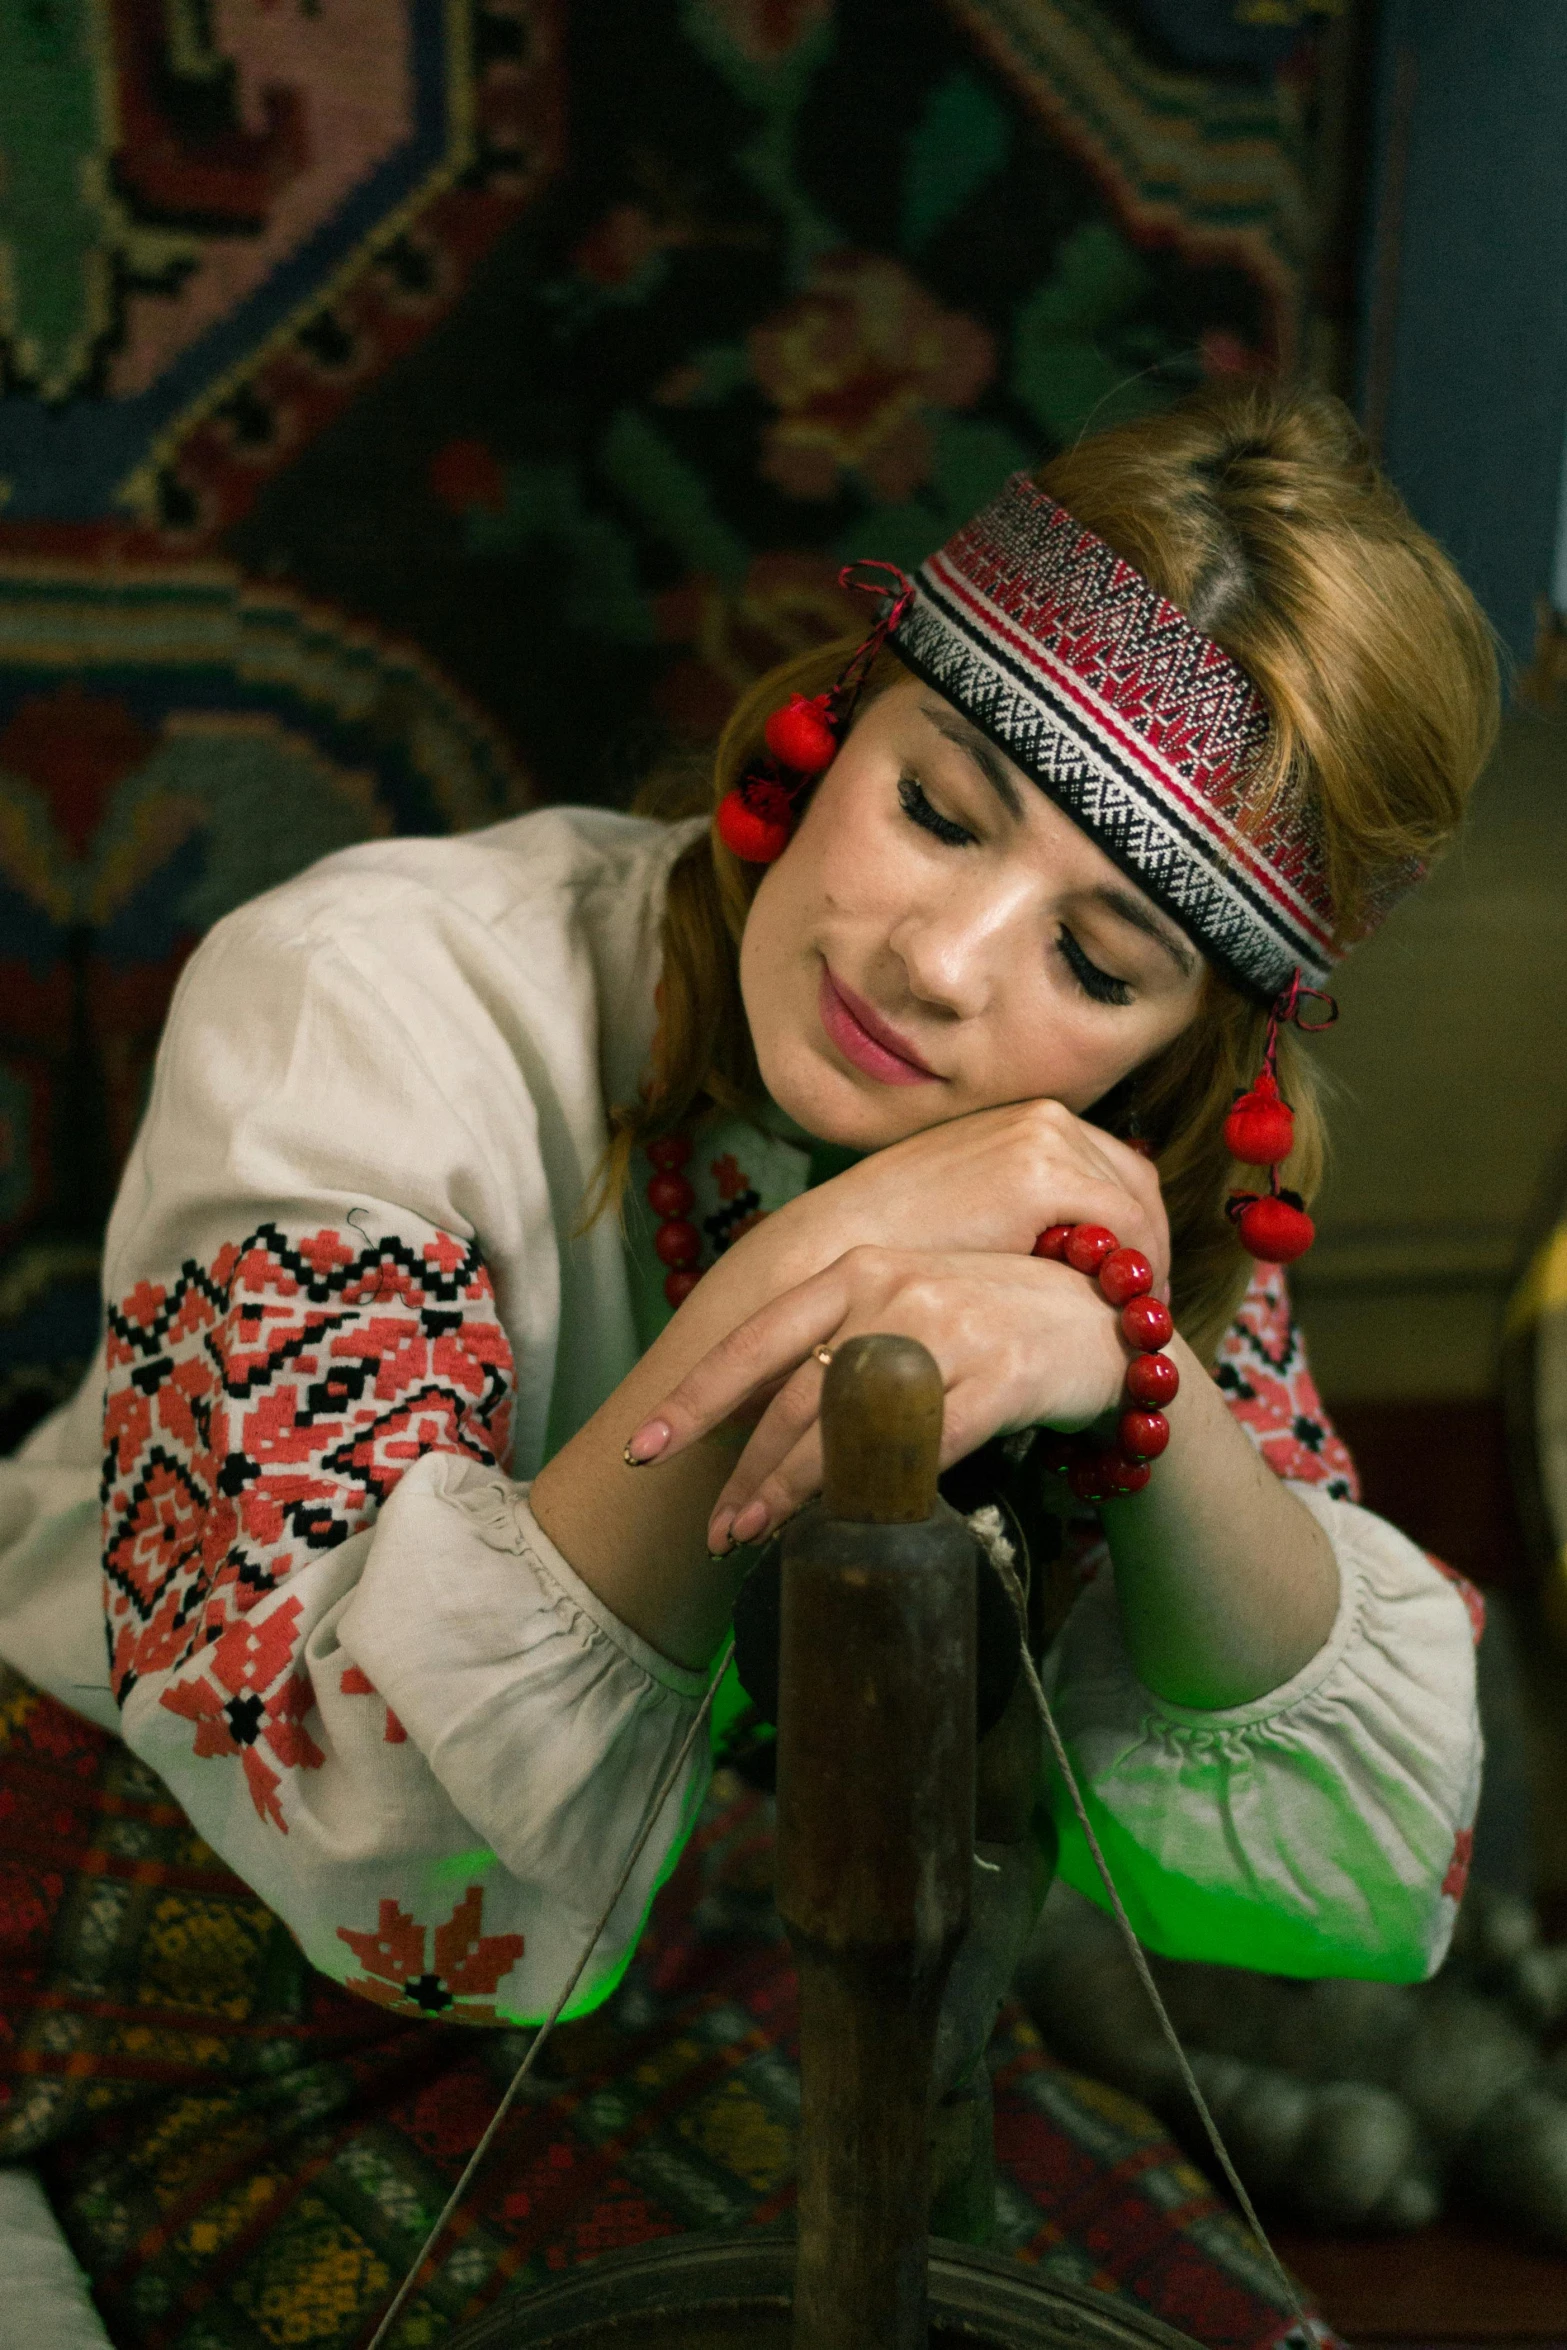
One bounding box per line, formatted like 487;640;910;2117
761;1040;932;1150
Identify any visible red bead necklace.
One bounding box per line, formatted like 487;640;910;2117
1029;1222;1180;1503
645;1134;705;1307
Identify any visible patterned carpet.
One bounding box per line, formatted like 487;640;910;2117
0;1662;1326;2349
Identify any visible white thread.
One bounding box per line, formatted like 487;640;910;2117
993;1552;1322;2347
364;1638;734;2350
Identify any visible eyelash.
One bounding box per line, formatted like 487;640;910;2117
1056;926;1133;1008
898;772;974;848
898;774;1133;1008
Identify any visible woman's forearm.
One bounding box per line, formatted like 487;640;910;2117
529;1218;820;1670
1099;1338;1340;1709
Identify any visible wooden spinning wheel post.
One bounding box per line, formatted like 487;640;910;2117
776;1334;977;2350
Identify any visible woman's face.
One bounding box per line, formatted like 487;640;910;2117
740;675;1207;1150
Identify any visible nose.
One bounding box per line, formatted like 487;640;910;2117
886;870;1035;1020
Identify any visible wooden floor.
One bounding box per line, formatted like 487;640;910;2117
1275;2214;1567;2345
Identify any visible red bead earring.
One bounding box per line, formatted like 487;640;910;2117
715;695;837;863
714;562;915;866
1224;972;1336;1266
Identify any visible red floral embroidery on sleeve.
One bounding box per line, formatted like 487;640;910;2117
1425;1552;1486;1646
1213;1264;1359;1500
102;1223;514;1818
341;1662;409;1743
336;1885;526;2021
158;1596;324;1831
1442;1825;1475;1902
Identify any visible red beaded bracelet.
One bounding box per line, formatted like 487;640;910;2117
1030;1221;1179;1504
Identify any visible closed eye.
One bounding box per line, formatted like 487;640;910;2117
898;773;974;849
1057;926;1133;1007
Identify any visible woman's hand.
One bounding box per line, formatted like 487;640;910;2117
534;1095;1165;1674
756;1097;1169;1294
628;1243;1129;1553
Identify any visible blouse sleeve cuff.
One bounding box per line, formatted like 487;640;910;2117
1044;1483;1482;1981
486;1473;710;1703
334;1451;712;1900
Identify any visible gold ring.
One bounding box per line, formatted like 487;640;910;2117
814;1345;834;1368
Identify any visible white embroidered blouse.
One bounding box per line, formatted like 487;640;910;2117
0;808;1483;2023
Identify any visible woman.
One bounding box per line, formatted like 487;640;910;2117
0;384;1495;2062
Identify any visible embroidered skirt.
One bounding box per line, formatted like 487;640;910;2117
0;1665;1326;2349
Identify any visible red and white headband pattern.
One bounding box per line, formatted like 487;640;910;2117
889;473;1342;999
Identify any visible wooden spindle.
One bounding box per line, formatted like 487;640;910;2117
775;1335;977;2350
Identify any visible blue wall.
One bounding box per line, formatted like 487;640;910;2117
1365;1;1567;665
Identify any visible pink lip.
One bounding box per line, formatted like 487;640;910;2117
818;966;941;1086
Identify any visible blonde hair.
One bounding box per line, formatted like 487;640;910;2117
606;385;1499;1363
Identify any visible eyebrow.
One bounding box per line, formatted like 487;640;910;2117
918;701;1024;820
917;697;1196;978
1088;885;1197;978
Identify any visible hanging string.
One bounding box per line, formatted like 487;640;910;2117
989;1550;1323;2350
829;557;915;725
364;1638;736;2350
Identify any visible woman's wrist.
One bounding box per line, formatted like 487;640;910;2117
528;1200;843;1670
1094;1338;1340;1709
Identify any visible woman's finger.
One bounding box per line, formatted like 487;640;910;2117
627;1256;867;1464
711;1423;827;1552
712;1368;1009;1552
708;1272;1060;1548
1008;1124;1167;1279
1069;1141;1168;1263
638;1244;1009;1467
704;1354;834;1546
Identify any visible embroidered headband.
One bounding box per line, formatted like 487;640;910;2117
887;471;1335;1001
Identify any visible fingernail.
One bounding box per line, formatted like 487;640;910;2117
707;1510;735;1557
623;1419;671;1466
731;1499;769;1545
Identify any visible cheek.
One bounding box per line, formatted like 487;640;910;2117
791;756;873;866
737;766;891;1063
737;873;780;1043
982;985;1199;1114
738;848;816;1051
998;1015;1112;1112
744;756;890;963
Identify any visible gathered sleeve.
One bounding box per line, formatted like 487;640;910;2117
99;897;708;2026
1044;1266;1484;1983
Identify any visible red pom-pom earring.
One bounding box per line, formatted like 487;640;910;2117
1227;1188;1316;1265
715;562;915;865
763;692;838;772
1224;972;1335;1267
1223;1067;1294;1167
715;778;798;864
